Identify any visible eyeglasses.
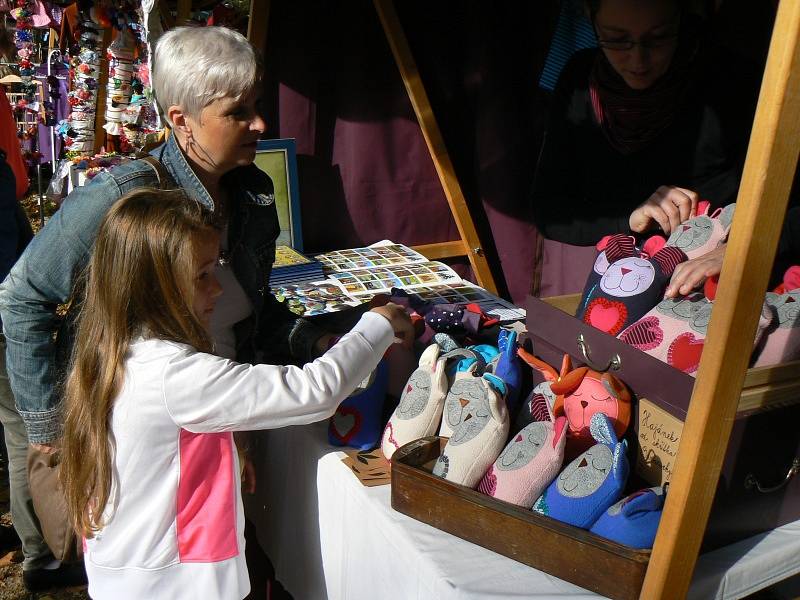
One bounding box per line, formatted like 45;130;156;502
596;33;679;52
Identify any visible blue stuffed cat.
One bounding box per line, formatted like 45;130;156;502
532;412;628;529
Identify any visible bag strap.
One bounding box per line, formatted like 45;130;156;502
135;154;177;190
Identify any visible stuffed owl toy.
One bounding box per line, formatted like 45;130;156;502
432;373;509;488
477;415;567;508
533;412;629;528
381;343;448;460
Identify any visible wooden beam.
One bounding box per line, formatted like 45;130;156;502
247;0;271;56
373;0;498;295
411;240;468;261
175;0;191;26
640;1;800;597
158;0;175;30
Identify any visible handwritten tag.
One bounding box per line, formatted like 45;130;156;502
635;398;684;486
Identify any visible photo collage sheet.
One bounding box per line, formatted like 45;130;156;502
272;243;525;322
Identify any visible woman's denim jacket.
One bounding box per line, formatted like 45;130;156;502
0;135;324;444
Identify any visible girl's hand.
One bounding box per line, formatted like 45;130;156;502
630;186;699;235
370;303;414;349
665;244;726;298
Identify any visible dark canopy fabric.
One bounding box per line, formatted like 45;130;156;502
262;1;558;303
261;1;775;304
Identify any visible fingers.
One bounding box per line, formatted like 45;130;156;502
674;187;700;219
371;303;414;349
630;186;701;235
665;246;725;298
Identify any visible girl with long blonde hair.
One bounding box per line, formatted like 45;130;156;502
60;188;412;599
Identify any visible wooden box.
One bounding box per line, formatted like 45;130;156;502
528;294;800;551
389;294;800;599
391;437;651;600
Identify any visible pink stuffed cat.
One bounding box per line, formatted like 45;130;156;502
752;267;800;367
477;416;567;507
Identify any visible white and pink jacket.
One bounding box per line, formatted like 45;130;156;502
85;312;393;600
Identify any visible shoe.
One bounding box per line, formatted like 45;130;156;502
23;560;87;592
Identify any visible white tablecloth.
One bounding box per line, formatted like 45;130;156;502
246;422;800;600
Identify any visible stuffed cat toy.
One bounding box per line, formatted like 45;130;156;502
381;344;448;460
664;203;735;260
329;360;389;450
533;412;629;529
590;486;665;549
517;349;631;457
477;412;567;507
432;373;509;488
577;234;687;336
753;266;800;367
619;291;773;376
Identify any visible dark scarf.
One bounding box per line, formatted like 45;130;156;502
588;23;700;155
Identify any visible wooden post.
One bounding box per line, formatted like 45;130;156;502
175;0;191;26
373;0;498;294
247;0;271;57
640;1;800;598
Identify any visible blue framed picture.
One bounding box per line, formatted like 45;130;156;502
254;139;303;251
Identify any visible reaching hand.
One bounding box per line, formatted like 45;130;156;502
370;302;414;349
665;244;726;298
629;186;700;235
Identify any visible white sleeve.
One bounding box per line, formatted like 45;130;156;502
162;312;394;433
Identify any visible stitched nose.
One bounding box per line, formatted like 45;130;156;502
580;400;588;409
787;297;796;303
579;458;588;468
621;268;631;276
459;398;469;407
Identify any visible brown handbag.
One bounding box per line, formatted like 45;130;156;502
27;446;82;563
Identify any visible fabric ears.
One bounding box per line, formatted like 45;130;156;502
485;329;523;415
478;416;567;507
533;412;629;529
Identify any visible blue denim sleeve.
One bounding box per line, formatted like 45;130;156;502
0;170;123;443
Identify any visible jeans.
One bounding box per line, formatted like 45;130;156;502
0;337;52;570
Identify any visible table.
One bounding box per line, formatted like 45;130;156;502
245;422;800;600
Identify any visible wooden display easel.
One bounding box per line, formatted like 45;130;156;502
245;2;800;596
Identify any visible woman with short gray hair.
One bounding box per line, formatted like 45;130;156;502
0;26;315;597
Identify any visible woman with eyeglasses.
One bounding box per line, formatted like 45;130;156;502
531;0;759;294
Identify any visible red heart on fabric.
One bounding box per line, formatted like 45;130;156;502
330;406;362;443
619;316;664;351
584;298;628;335
668;332;704;373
